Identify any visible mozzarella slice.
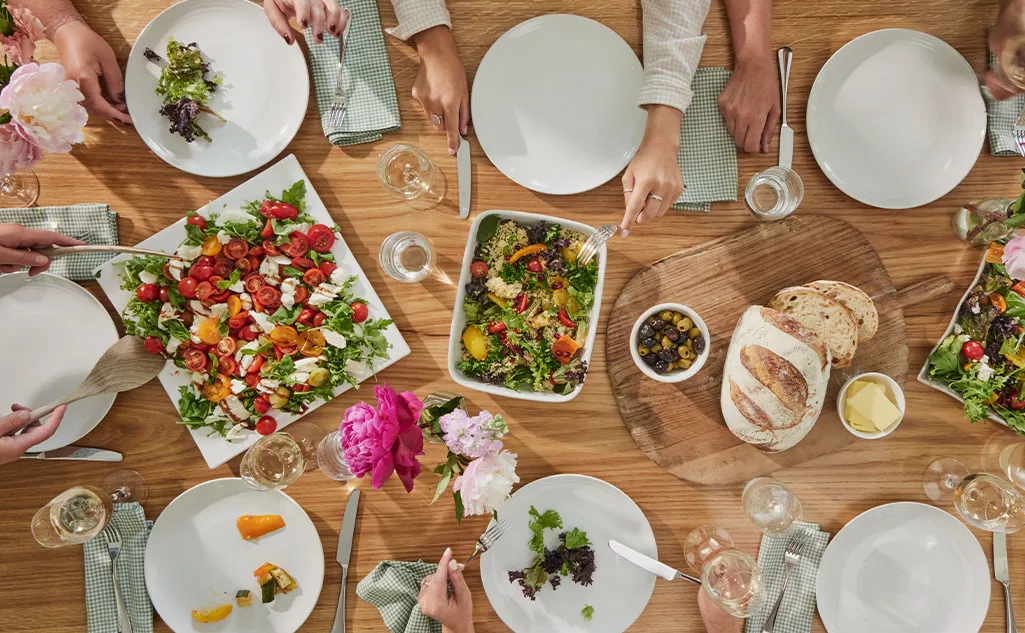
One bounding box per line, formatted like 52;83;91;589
216;230;231;244
224;395;251;420
293;356;323;370
165;337;181;354
322;329;347;349
230;379;248;394
176;244;202;261
287;371;310;384
257;378;281;394
138;269;158;285
217;208;255;225
251;311;275;333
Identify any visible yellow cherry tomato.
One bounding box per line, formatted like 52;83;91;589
227;295;242;316
198;317;222;345
202;374;231;402
201;234;223;256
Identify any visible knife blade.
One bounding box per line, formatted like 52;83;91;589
331;488;360;633
20;446;122;461
457;136;471;219
777;47;793;170
609;540;700;585
996;531;1010;583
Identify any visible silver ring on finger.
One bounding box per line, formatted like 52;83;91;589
647;193;663;202
420;575;432;590
430;113;444;127
622;188;634;193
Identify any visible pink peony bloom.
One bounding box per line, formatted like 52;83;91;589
1005;236;1025;281
0;7;45;65
453;450;519;516
0;121;40;176
0;63;87;153
339;384;424;492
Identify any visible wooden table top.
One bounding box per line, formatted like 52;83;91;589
2;0;1022;631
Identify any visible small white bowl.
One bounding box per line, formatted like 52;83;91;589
837;372;906;439
630;303;710;383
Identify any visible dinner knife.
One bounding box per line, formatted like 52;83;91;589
777;47;793;170
332;488;360;633
995;532;1018;633
20;446;123;461
457;136;471;219
609;540;700;585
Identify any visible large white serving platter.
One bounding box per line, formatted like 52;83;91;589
95;154;410;468
145;478;325;633
125;0;309;178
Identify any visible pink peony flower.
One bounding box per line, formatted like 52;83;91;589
0;7;45;65
0;63;87;154
0;121;40;176
339;384;424;492
1004;237;1025;281
453;450;519;516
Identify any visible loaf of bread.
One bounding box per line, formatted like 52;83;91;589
768;287;859;368
805;280;878;342
720;306;831;452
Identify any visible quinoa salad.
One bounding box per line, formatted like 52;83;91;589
458;218;598;394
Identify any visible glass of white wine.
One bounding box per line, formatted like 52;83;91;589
683;525;766;618
376;143;444;205
240;423;325;491
31;469;147;548
743;477;803;535
923;457;1025;533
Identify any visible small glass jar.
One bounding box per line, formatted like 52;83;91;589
316;431;355;482
952;199;1021;245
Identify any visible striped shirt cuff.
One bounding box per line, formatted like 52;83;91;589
385;1;451;41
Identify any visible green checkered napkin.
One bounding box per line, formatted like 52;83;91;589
84;503;153;633
744;522;830;633
305;0;401;146
357;560;441;633
674;68;738;212
986;48;1025;156
0;204;118;280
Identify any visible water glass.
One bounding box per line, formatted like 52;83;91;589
745;166;804;220
742;477;803;535
923;457;1025;534
1000;442;1025;491
379;231;434;283
240;423;324;491
31;470;146;548
376;143;443;203
683;525;766;618
316;431;355;482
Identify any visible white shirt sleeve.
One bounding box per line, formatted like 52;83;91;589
637;0;712;114
387;0;452;41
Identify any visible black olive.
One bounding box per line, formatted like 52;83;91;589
658;347;679;363
639;324;656;340
693;336;706;354
677;329;690;342
652;358;670;374
664;327;680;343
648;317;666;331
642;352;659;367
641;337;658;348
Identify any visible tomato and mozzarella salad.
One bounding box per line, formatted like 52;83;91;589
117;180;393;438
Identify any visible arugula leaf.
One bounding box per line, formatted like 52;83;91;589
262;356;296;382
362;319;393;359
278;180;307;211
240;342;272;356
183;223;207;245
564;528;590;550
527;506;562;554
175;386;232;436
165;320;191;341
581;606;594;622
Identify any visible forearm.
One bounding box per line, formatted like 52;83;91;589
641;104;683;152
637;0;711;113
9;0;83;39
387;0;450;42
724;0;772;64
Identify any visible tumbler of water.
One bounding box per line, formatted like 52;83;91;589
742;477;803;535
379;231;434;283
745;166;804;220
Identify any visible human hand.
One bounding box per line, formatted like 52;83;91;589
0;404;67;465
986;0;1025;100
698;588;743;633
412;26;469;155
418;548;475;633
620;105;683;236
264;0;347;45
718;53;780;153
0;224;84;275
52;21;131;124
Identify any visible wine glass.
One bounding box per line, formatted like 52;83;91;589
923;457;1025;533
31;469;147;548
240;422;328;491
684;525;766;618
742;477;803;535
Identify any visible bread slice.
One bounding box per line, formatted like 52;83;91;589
768;287;859;368
806;280;878;342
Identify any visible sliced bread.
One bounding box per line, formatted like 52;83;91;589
768;287;859;368
806;280;878;342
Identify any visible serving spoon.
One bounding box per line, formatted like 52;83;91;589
28;336;166;422
35;245;175;259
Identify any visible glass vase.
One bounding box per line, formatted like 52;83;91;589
0;168;39;208
952;199;1019;245
316;430;354;482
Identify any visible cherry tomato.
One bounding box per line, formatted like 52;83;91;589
216;337;236;356
245;373;261;388
291;256;315;271
202;374;232;402
526;259;543;273
319;261;337;276
212;258;234;278
177;277;199;299
227;312;250;331
209;275;224;288
293;286;308;305
256;286;281;309
292;384;311;393
351;301;369;324
143;336;164;355
195;256;216;268
186;214;207;230
222;238;249;260
281;232;309;257
163;263;174;280
237;325;260;341
262;239;282;256
255;415;277;435
244;274;266;294
270;325;299;347
249;246;265;258
261;218;275;239
158;286;170;303
201;234;222;257
297;307;316;326
1014;281;1025;298
297;329;326;357
303;268;326;286
136;283;159;303
269;202;299;220
313;312;327;327
470;261;488;278
513;293;529;313
184;348;208;372
1012;393;1025;410
235;257;253;275
189;265;214;281
557;306;575;328
307;224;335;252
961;340;985;361
195;281;215;301
487;322;507;334
218;355;237;376
190;342;210;353
258;200;276;219
253;396;271;414
248;355;264;375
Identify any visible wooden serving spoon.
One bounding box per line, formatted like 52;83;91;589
28;336;166;422
35;245;175;259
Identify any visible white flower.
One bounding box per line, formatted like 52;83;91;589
0;122;39;176
453;451;519;517
0;63;87;153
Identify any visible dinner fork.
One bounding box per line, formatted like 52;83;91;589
761;531;808;633
463;519;511;567
327;9;353;129
1014;107;1025;157
577;224;618;267
102;523;134;633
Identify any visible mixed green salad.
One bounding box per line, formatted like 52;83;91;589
144;38;223;142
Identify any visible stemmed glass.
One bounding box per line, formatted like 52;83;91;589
684;525;767;618
31;469;147;548
240;423;326;491
742;477;803;535
923;457;1025;533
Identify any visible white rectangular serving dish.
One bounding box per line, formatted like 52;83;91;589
95;154;410;467
447;209;606;402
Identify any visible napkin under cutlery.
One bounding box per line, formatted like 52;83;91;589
674;67;738;212
985;48;1025;157
357;560;441;633
0;203;118;280
305;0;401;146
83;502;153;633
744;521;830;633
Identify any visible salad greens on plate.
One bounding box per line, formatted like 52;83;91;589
145;37;224;142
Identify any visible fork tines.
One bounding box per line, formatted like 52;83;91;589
479;519;510;550
327;106;346;130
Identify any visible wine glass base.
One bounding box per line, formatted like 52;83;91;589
923;457;968;502
0;169;39;208
104;469;148;504
684;525;734;572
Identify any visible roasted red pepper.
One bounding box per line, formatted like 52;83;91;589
487;322;507;334
1014;281;1025;298
557;306;575;328
513;293;528;313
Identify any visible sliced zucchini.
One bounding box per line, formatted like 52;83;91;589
235;590;253;607
261;580;275;604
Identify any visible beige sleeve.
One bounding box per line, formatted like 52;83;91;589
637;0;712;113
386;0;451;41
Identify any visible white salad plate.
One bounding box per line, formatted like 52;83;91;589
95;154;410;468
816;502;989;633
471;14;647;195
0;272;118;451
125;0;309;178
806;29;985;209
448;210;606;403
480;474;656;633
146;478;324;633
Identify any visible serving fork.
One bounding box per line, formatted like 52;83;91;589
463;519;510;567
761;531;808;633
1014;108;1025;157
327;9;353;129
102;523;134;633
577;224;618;267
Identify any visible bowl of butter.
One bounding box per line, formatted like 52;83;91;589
837;372;906;439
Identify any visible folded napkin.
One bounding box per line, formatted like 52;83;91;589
985;48;1025;156
744;521;831;633
305;0;401;146
674;68;738;212
357;560;441;633
83;502;153;633
0;203;118;280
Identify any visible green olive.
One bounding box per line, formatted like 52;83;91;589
638;346;649;357
679;358;693;369
660;310;674;321
679;317;693;331
661;335;672;348
677;345;689;357
650;343;662;353
680;347;695;361
672;313;685;325
688;327;700;338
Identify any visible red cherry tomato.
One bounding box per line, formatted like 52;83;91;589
216;337;236;356
256;286;281;309
209;275;223;288
195;281;215;301
291;256;315;271
262;239;282;256
191;342;210;353
189;265;214;281
243;274;266;294
218;355;237;376
195;255;216;268
303;268;326;286
253;395;271;414
227;312;250;331
470;261;488;278
163;263;174;280
351;301;369;324
249;246;265;258
235;257;253;275
222;238;249;260
281;232;309;257
297;307;316;326
258;200;276;219
526;259;543;273
177;277;198;299
557;306;575;328
292;384;311;393
307;224;335;253
184;348;208;371
211;290;231;303
255;415;278;435
135;283;158;303
319;261;337;276
261;218;275;239
186;214;207;230
248;355;264;375
293;286;308;305
245;373;261;388
269;202;299;220
487;322;507;334
158;286;170;303
961;340;985;361
143;336;164;355
212;258;234;278
237;325;260;341
313;312;327;327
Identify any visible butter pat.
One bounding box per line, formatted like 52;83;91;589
844;379;902;433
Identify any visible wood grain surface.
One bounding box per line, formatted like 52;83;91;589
1;0;1024;632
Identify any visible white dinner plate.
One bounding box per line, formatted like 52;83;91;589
471;14;647;195
480;474;656;633
145;478;325;633
125;0;309;177
0;272;118;451
806;29;985;209
816;502;990;633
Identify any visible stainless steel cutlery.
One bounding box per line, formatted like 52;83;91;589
331;488;360;633
995;531;1018;633
102;523;134;633
464;519;510;567
608;540;701;585
21;446;122;461
761;531;808;633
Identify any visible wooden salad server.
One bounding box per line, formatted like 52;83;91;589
28;336;166;422
35;245;175;259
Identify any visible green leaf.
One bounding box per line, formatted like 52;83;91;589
581;605;594;622
165;320;191;341
928;334;968;380
564;527;590;550
476;215;501;243
454;491;465;524
279;180;307;211
0;4;15;37
216;269;241;290
270;303;303;325
527;506;562;554
432;464;453;504
1002;288;1025;318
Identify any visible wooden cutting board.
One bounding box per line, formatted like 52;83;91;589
606;215;953;485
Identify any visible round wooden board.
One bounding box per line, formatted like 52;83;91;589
606;215;916;485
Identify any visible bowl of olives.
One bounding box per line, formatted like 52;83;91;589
629;303;710;382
